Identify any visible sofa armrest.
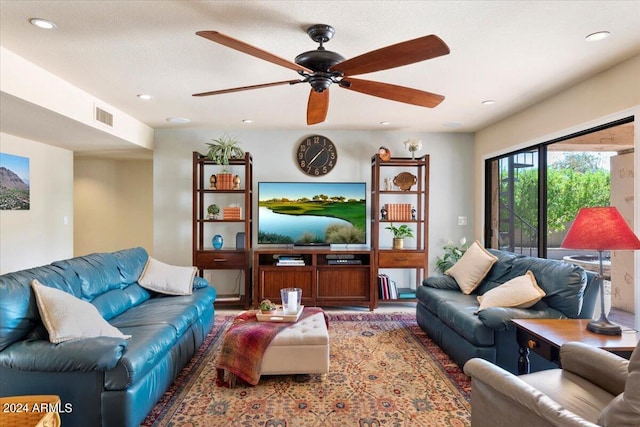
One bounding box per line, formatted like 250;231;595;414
463;358;599;427
423;275;460;290
0;337;128;372
560;341;628;396
478;306;566;331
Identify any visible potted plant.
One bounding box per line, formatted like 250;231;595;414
385;223;414;249
205;133;244;190
259;299;276;314
435;237;469;273
207;204;220;219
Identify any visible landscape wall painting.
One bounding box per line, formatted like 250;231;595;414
0;153;30;210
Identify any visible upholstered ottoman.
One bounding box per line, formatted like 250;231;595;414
260;311;330;377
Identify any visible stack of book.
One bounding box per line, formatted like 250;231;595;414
378;274;416;300
385;203;412;221
378;274;397;299
223;206;242;220
276;255;305;266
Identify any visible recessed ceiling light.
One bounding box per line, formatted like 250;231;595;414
137;94;152;101
482;100;496;105
166;117;190;124
586;31;610;42
242;119;253;124
29;18;57;30
379;121;391;126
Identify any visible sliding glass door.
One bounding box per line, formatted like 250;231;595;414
486;149;539;257
484;117;636;327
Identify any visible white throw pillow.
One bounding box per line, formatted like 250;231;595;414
138;257;196;296
476;271;546;311
445;240;498;294
31;279;131;343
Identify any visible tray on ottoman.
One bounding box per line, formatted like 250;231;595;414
256;306;303;322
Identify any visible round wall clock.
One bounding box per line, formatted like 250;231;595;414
296;135;338;176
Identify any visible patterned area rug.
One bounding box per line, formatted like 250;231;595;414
142;312;471;426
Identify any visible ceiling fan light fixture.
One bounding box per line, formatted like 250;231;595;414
29;18;57;30
586;31;610;42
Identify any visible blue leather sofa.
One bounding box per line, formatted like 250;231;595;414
416;249;599;374
0;247;216;427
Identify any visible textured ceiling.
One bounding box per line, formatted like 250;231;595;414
1;1;639;142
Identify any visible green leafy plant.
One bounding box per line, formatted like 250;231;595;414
205;133;244;169
207;204;220;216
385;223;414;239
259;299;276;312
435;238;469;274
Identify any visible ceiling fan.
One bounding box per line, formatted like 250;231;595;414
193;24;450;125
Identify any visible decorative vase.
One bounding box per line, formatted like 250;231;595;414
393;238;404;250
212;234;223;250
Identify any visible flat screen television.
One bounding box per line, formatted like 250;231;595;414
258;182;367;245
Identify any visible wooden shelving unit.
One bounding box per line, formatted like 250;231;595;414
371;154;429;306
192;151;252;308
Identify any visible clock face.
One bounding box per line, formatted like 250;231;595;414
296;135;338;176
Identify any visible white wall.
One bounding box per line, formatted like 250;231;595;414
1;47;154;150
153;129;474;276
74;158;153;257
0;132;73;273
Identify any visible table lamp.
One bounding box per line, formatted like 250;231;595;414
561;207;640;335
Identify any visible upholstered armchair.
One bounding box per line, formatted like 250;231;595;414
463;341;639;427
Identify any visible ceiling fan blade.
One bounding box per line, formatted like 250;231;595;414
197;31;312;73
340;77;444;108
193;79;301;97
307;89;329;125
330;35;450;76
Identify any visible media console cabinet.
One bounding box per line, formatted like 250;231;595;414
253;249;375;311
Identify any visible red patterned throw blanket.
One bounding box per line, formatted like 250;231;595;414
216;307;328;387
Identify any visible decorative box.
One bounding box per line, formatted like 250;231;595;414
223;206;242;220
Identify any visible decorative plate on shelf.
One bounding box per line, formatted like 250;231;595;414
378;146;391;161
393;172;417;190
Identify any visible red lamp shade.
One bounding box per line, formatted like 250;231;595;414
561;207;640;251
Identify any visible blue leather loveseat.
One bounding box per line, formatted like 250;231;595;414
0;247;216;427
416;249;599;374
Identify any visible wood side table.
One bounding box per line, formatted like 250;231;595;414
0;395;61;427
512;318;639;374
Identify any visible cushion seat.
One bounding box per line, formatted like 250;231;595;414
437;300;494;346
104;323;177;390
260;312;330;376
417;287;494;346
110;300;198;337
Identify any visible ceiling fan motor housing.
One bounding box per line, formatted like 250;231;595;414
295;49;345;92
295;24;345;92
